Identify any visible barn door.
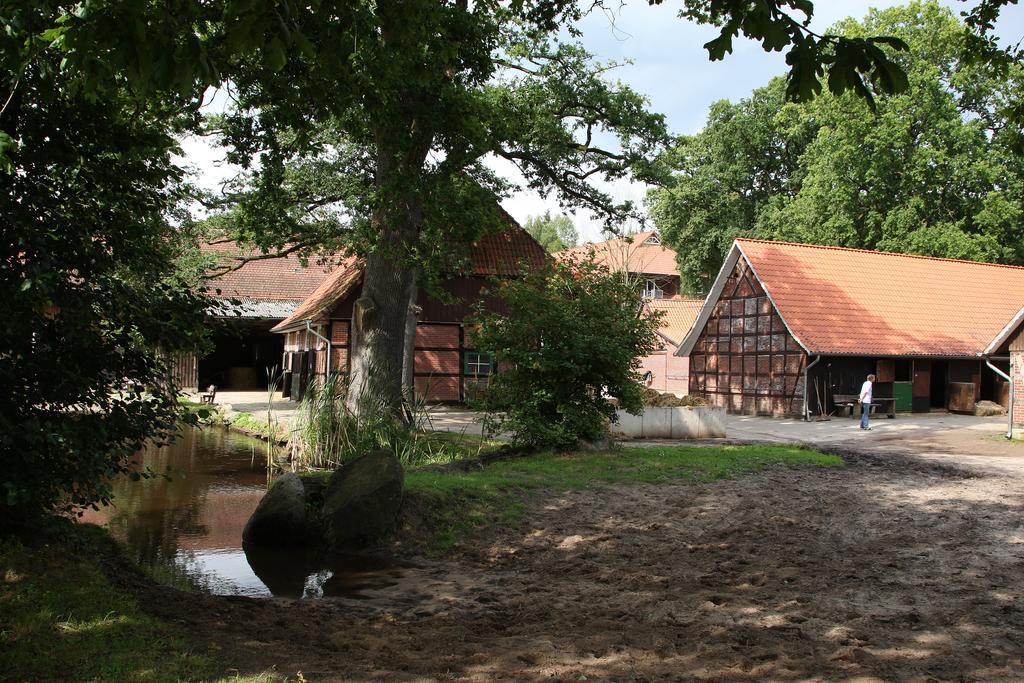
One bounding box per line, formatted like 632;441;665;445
912;360;931;413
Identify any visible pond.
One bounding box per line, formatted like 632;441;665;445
83;426;408;599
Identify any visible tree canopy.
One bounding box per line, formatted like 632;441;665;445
524;212;580;253
0;2;210;528
649;1;1024;294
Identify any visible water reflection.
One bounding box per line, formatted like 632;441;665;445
82;426;405;599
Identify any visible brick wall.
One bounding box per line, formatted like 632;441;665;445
665;344;689;393
416;324;459;349
639;345;668;392
1012;350;1024;435
639;340;691;395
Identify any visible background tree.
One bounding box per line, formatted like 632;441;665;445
524;211;580;253
470;256;661;449
650;1;1024;294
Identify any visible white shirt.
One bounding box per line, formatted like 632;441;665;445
859;380;873;404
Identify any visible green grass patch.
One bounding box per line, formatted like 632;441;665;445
0;524;272;682
402;444;842;554
406;429;507;465
229;411;282;441
177;397;219;422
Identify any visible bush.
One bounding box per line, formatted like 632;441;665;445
469;255;661;449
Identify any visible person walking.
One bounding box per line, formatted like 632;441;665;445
859;373;876;430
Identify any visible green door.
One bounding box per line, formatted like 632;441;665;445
893;381;913;412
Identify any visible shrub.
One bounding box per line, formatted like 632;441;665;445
469;255;661;449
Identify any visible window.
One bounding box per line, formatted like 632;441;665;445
643;235;661;245
643;279;664;299
465;351;494;377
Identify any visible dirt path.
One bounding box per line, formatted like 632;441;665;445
129;447;1024;681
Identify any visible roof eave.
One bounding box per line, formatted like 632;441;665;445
983;306;1024;355
675;245;741;357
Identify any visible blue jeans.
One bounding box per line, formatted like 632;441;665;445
861;402;871;429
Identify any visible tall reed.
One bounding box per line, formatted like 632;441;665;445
291;372;488;469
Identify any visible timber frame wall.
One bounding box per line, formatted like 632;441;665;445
688;257;807;416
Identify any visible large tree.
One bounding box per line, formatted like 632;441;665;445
650;1;1024;294
196;0;921;420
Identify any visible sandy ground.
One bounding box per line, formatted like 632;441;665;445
122;433;1024;682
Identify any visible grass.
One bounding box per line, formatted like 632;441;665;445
229;411;282;442
177;397;219;422
290;373;504;470
402;443;842;554
0;524;274;683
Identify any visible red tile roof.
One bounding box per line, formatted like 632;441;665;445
271;256;363;333
556;230;679;277
735;238;1024;357
470;209;547;275
272;218;546;333
644;298;704;347
200;242;337;302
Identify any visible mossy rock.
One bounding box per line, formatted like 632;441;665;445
322;449;404;547
242;473;321;546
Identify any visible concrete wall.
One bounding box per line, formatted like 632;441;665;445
614;406;726;439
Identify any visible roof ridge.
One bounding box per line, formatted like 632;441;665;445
646;297;703;305
559;229;661;250
735;237;1024;271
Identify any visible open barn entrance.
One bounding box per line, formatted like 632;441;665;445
198;319;284;391
930;360;949;409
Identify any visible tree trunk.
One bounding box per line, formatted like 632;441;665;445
345;223;419;421
345;45;434;421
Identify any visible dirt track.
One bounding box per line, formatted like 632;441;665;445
131;447;1024;681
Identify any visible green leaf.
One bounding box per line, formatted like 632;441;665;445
293;31;315;59
265;36;287;73
704;34;734;61
868;35;910;52
0;131;17;174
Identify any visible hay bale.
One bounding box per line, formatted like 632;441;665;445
974;400;1007;417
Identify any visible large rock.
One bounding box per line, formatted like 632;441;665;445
322;449;404;547
242;473;320;546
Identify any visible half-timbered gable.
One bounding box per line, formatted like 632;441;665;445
688;255;805;416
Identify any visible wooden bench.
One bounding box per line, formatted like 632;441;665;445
832;393;896;419
833;394;859;417
200;385;217;405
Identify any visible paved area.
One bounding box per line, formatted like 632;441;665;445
188;390;301;424
420;406;488;436
721;411;1024;474
192;391;487;435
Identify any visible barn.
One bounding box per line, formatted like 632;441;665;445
271;221;546;402
189;243;337;391
678;239;1024;418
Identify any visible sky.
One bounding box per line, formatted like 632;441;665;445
179;1;1024;244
